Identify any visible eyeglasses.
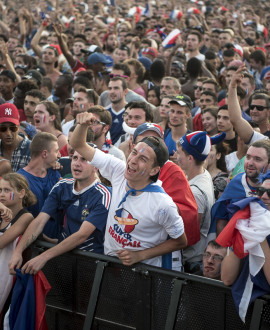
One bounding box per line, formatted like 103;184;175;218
194;85;203;91
250;105;268;111
90;120;106;126
202;252;224;262
0;125;18;132
109;73;129;79
256;187;270;198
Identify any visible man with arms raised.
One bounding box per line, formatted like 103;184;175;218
69;112;187;267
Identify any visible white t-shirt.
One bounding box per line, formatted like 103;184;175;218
91;149;185;267
248;131;269;145
62;119;75;137
225;151;240;173
183;169;214;263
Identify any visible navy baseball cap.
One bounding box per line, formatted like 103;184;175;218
87;53;112;65
133;123;164;144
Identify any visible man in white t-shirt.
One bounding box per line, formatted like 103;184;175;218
70;112;187;267
176;131;225;273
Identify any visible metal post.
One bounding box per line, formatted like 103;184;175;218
83;261;107;330
165;279;185;330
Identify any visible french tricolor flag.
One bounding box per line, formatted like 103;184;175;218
162;29;181;48
170;10;183;21
187;7;201;14
216;197;270;321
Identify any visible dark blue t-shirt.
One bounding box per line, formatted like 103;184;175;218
41;179;111;253
106;106;125;144
17;168;61;218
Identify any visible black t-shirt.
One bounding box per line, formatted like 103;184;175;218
225;136;238;153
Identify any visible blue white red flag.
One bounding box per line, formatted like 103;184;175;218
162;29;181;48
216;197;270;321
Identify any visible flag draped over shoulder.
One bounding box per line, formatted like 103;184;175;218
7;270;51;330
209;172;252;236
216;197;270;322
159;161;200;246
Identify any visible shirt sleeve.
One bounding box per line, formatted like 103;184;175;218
247;131;269;145
91;148;126;184
156;197;185;239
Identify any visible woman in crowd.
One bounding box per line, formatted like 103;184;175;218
147;86;161;107
202;107;219;137
158;95;171;131
0;173;36;314
205;141;229;200
33;101;67;150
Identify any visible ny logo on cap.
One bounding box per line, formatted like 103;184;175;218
5;108;12;116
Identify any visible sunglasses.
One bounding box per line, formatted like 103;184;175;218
109;73;129;79
250;105;268;111
194;85;203;90
0;125;18;132
256;187;270;198
90;120;106;126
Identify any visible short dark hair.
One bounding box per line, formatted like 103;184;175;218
249;92;270;108
41;77;53;92
73;76;92;89
25;89;46;101
203;78;219;93
249;50;266;66
201;90;217;103
88;105;112;128
187;30;203;42
17;80;38;94
223;49;235;58
128;101;153;122
113;63;131;77
77;87;99;105
110;77;128;90
249;139;270;163
181;146;205;166
206;240;226;250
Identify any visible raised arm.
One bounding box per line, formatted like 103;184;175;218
30;18;50;58
8;212;50;274
1;43;21;83
53;23;76;69
227;65;254;143
69;112;97;162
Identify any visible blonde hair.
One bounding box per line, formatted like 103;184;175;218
2;173;37;207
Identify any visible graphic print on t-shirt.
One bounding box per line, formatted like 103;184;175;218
114;208;138;233
108;208;141;249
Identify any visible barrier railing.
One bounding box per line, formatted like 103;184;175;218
32;241;270;330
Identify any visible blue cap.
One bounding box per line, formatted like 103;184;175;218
138;56;152;71
87;53;112;65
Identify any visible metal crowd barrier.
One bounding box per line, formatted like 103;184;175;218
32;241;270;330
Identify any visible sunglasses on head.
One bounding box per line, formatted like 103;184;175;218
256;187;270;198
109;73;128;79
250;105;268;111
0;125;18;132
194;85;203;90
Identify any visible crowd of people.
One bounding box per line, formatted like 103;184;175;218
1;0;270;324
